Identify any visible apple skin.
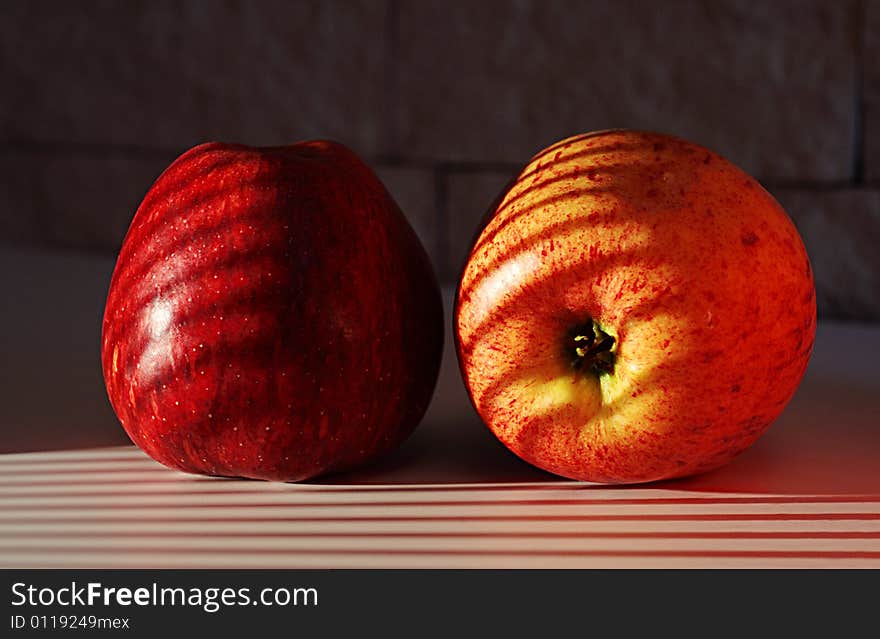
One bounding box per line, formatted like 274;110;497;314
102;140;443;481
455;130;816;484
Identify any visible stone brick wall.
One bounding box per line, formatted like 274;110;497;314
1;0;878;319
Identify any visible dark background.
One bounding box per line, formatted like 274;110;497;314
0;1;878;453
1;0;878;320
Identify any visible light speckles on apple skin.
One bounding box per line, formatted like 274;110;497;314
102;141;444;482
455;130;816;484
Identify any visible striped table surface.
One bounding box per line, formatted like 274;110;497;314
2;441;879;569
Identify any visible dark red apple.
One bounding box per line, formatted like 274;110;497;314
102;140;443;481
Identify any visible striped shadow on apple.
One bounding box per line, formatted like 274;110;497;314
454;129;816;484
101;141;444;481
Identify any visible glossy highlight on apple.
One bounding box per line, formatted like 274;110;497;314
101;140;444;481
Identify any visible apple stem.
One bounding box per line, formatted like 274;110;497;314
568;319;616;376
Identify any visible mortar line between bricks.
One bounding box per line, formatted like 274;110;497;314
0;238;118;258
8;137;857;190
852;0;866;185
0;135;870;193
434;168;451;284
0;140;183;157
382;0;401;159
0;140;524;178
436;161;523;174
370;157;522;173
761;180;868;192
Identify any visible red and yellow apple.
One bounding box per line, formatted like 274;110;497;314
102;140;443;481
455;130;816;483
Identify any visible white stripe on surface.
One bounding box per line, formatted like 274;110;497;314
6;552;879;569
3;519;879;536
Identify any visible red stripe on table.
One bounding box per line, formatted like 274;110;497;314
5;497;880;509
3;546;878;559
8;513;880;523
0;530;877;540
